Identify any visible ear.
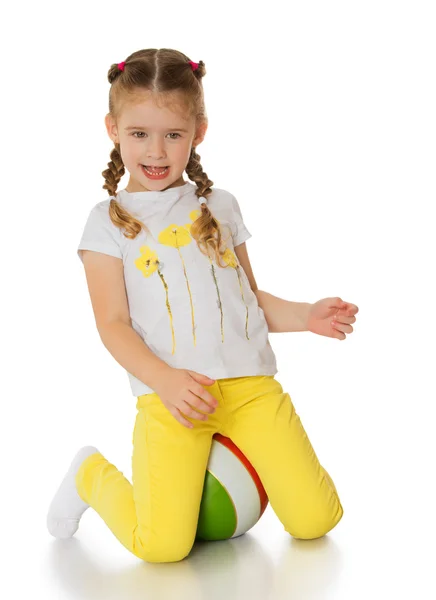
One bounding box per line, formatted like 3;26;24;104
105;113;119;143
192;121;208;147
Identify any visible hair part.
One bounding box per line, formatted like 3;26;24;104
102;48;229;268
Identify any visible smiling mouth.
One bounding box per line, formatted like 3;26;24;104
142;165;169;174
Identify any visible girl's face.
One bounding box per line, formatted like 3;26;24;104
105;94;207;193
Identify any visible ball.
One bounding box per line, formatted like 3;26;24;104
195;433;269;541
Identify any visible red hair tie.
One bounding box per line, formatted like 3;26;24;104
118;61;126;71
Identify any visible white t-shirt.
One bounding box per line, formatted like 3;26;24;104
77;181;278;396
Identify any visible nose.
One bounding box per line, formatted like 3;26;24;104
146;136;166;160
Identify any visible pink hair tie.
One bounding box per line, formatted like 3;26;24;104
189;60;199;71
118;61;126;71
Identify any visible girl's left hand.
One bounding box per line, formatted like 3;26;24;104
306;297;359;341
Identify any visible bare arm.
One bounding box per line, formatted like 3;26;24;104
255;290;311;333
98;321;171;391
78;250;171;391
234;244;311;333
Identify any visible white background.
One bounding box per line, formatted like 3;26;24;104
2;0;435;598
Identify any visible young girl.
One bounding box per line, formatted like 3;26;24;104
47;48;358;564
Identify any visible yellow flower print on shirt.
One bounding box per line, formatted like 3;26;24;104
222;248;250;340
187;209;250;342
187;209;226;342
158;224;198;346
134;246;177;355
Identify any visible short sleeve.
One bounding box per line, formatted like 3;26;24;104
230;194;252;246
77;203;123;263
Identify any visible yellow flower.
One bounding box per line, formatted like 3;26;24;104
134;246;160;277
189;208;202;222
134;245;176;355
158;224;193;248
221;248;238;269
158;224;197;346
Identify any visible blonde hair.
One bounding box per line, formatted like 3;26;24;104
102;48;228;268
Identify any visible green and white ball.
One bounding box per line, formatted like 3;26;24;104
196;433;269;541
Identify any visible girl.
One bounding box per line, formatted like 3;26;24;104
47;48;359;564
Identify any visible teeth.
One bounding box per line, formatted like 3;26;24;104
143;165;168;175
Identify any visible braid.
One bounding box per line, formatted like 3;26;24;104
103;143;149;240
102;144;124;197
185;146;213;200
186;147;229;268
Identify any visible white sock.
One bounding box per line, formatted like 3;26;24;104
47;445;100;539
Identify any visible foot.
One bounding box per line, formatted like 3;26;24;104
47;445;100;538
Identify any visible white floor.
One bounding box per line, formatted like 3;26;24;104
10;485;433;600
41;505;347;600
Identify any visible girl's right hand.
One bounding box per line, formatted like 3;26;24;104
152;368;219;429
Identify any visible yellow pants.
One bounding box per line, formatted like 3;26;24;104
76;375;343;563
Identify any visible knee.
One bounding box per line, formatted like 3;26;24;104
290;502;344;540
139;548;191;564
133;533;194;564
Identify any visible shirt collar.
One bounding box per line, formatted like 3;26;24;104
112;181;207;209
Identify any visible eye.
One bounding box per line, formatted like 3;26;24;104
131;132;182;139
